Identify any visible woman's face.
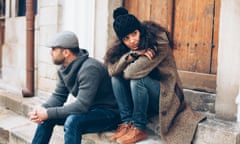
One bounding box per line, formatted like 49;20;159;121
122;29;140;51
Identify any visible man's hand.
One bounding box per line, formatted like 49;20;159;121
28;106;48;124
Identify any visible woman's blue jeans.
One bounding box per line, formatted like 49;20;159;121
111;76;160;130
32;108;120;144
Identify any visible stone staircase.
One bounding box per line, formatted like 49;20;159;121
0;82;240;144
0;83;161;144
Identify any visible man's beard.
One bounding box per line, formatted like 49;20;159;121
53;58;65;65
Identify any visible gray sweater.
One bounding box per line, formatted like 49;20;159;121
43;49;118;119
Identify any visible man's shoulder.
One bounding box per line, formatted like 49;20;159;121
77;58;108;80
81;57;106;71
83;57;103;66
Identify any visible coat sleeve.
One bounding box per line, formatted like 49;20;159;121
107;52;134;76
124;32;170;79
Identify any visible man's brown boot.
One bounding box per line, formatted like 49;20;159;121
116;125;147;144
109;123;131;141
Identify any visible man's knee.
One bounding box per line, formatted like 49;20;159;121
64;115;85;131
65;115;77;128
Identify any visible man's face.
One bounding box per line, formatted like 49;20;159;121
50;47;65;65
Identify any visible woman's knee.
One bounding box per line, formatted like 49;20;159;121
130;78;146;88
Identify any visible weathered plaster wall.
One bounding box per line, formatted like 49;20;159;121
2;17;26;87
36;0;63;96
215;0;240;121
2;0;31;88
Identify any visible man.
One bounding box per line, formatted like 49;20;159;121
28;31;120;144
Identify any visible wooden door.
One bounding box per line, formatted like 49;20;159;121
124;0;220;93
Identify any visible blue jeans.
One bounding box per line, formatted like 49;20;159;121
111;76;160;130
32;108;120;144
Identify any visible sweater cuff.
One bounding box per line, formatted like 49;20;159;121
46;108;58;119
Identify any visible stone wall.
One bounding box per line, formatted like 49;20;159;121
215;0;240;121
37;0;62;96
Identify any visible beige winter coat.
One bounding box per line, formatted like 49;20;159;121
106;22;206;144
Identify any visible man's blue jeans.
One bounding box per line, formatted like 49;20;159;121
32;108;120;144
111;76;160;130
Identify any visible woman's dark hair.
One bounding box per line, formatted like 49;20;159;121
104;21;173;65
137;25;157;51
104;40;129;64
138;21;173;51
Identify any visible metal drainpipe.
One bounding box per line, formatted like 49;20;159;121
22;0;34;97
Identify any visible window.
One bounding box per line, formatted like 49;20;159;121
0;0;5;17
17;0;37;16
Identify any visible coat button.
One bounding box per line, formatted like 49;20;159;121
162;91;167;97
161;111;167;116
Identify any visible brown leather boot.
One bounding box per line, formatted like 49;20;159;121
116;125;147;144
109;123;132;141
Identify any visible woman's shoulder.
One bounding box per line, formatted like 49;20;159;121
142;21;167;33
142;21;173;48
142;21;169;40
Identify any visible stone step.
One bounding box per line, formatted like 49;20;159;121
0;81;216;119
1;105;240;144
194;118;240;144
0;106;34;144
0;106;162;144
0;82;239;144
0;84;162;144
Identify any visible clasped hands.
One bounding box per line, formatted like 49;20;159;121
28;106;48;124
129;48;155;60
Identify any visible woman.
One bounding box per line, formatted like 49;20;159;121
104;7;206;144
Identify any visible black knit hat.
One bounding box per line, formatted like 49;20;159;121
113;7;141;39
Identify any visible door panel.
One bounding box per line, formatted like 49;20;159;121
173;0;215;73
124;0;151;21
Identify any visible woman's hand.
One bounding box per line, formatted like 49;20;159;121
132;48;155;60
144;48;155;60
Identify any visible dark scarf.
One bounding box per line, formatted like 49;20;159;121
58;49;89;90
